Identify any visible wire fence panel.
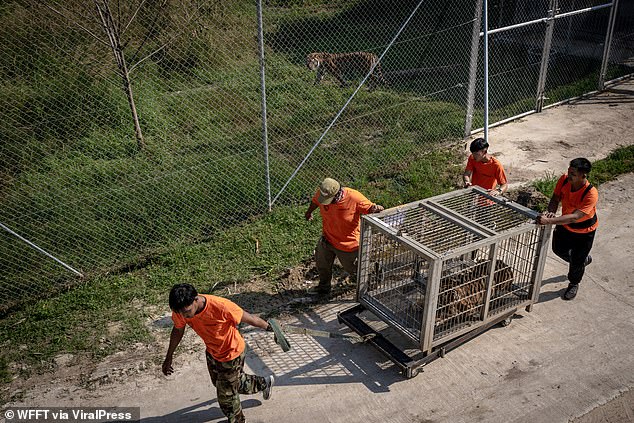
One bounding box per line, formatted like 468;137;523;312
558;0;611;13
0;0;268;313
262;0;477;205
488;0;551;30
606;2;634;81
544;6;610;106
470;24;545;129
0;0;631;313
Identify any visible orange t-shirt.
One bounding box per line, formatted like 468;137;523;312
465;155;507;190
172;294;245;362
312;187;374;252
553;174;598;233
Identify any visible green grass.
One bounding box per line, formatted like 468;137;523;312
0;50;469;312
532;145;634;198
587;145;634;185
0;147;462;380
532;171;559;199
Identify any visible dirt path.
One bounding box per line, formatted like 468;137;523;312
3;79;634;422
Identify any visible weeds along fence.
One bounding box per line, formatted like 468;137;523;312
0;0;632;313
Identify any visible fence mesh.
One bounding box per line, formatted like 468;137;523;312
0;0;632;313
263;0;477;205
606;1;634;81
544;6;610;105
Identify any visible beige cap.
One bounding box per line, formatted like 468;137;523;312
317;178;341;205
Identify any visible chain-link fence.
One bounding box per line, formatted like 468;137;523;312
0;0;631;314
466;0;633;132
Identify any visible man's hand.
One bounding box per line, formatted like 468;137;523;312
162;355;174;376
488;188;501;196
305;210;313;221
464;181;472;188
369;204;384;213
536;212;556;225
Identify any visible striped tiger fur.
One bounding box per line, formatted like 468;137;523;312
306;52;387;89
437;259;514;323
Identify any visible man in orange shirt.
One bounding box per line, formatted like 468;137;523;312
162;283;274;423
463;137;508;195
305;178;384;295
537;158;598;300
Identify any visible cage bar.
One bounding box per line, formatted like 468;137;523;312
338;187;552;377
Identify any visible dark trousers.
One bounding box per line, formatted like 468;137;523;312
552;225;596;285
315;236;358;290
206;350;266;423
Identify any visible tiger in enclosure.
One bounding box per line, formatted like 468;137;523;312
436;259;514;325
306;52;387;90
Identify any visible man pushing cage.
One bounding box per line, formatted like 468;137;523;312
338;185;552;377
162;178;554;422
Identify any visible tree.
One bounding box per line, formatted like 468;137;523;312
37;0;205;151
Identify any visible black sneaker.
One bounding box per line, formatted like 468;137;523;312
263;375;274;400
584;255;593;267
563;284;578;301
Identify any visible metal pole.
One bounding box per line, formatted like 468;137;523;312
483;0;489;142
464;0;484;138
535;0;558;113
271;0;426;206
0;222;84;277
256;0;272;211
478;3;611;37
599;0;620;90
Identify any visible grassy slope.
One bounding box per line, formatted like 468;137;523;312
0;1;467;376
1;0;473;310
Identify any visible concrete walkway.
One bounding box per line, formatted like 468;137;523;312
133;174;634;423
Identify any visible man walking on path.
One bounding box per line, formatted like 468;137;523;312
305;178;384;295
537;158;598;300
162;283;274;423
463;137;508;195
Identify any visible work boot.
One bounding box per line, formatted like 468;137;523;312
584;255;593;267
307;284;331;296
263;375;274;400
562;283;579;301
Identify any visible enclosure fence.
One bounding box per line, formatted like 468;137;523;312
0;0;632;313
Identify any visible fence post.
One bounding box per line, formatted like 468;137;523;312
483;0;490;142
535;0;558;113
464;0;484;139
256;0;272;211
599;0;620;90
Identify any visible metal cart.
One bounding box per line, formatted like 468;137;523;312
338;187;552;378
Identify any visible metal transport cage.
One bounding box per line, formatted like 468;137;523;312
338;187;552;378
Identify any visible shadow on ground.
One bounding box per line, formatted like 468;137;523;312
140;399;261;423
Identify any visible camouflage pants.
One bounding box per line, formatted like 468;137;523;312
206;350;266;423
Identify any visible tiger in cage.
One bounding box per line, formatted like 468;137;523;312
436;259;514;324
366;239;406;291
306;52;387;90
